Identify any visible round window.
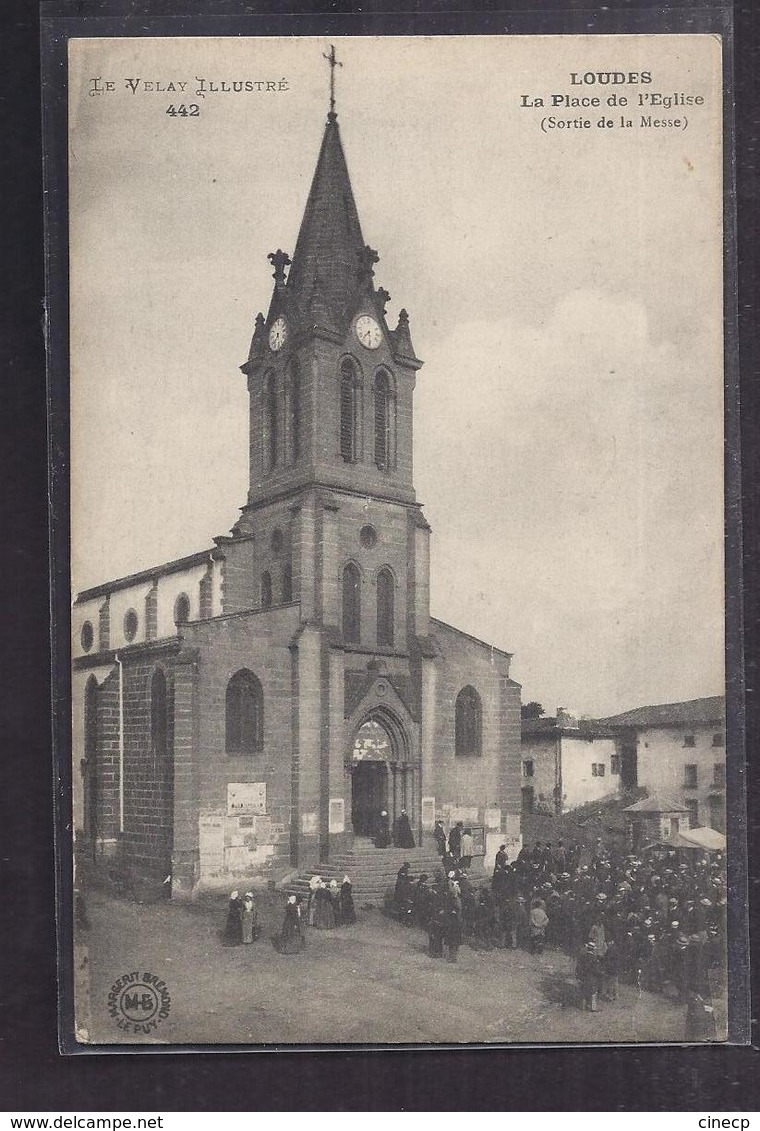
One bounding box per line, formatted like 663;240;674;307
271;528;284;553
360;524;378;549
123;608;138;642
81;621;94;652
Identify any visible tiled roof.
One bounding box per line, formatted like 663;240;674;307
597;695;725;729
623;792;690;814
521;716;615;738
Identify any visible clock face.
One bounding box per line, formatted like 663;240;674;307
268;317;288;352
355;315;382;350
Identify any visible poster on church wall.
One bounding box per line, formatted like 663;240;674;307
227;782;266;817
46;17;746;1058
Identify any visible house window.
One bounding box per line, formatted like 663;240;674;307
685;798;699;828
683;734;696;747
340;359;361;462
598;763;606;777
684;763;698;788
455;686;482;756
712;732;724;747
225;669;263;755
708;793;725;833
376;567;394;648
373;370;395;470
610;755;621;775
173;593;190;626
342;562;361;644
523;759;534;778
261;571;273;609
713;762;725;786
150;668;169;760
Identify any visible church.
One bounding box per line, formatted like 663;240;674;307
71;72;523;898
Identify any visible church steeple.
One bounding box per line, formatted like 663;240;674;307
284;111;367;327
239;51;422;514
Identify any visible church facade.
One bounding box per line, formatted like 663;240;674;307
71;101;523;897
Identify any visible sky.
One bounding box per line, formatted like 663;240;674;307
69;34;725;717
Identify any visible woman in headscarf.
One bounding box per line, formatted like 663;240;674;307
374;809;391;848
240;891;259;944
274;895;306;953
328;879;342;922
306;874;321;927
222;890;243;946
340;875;357;925
313;880;336;929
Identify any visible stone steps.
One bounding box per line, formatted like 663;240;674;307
280;846;461;903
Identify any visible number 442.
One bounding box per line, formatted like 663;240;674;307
166;104;200;117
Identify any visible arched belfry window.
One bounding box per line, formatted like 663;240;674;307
373;370;396;470
261;571;273;609
340;359;361;462
376;567;395;648
455;686;482;756
286;361;301;464
226;669;263;755
264;371;278;471
342;562;361;645
151;668;169;760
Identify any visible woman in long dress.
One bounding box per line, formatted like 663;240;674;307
222;890;243;946
313;881;336;929
240;891;259;944
340;875;357;925
306;874;321;927
274;895;306;953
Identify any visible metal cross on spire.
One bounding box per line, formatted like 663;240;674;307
323;43;342;116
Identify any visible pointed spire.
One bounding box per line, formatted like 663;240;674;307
286;112;367;322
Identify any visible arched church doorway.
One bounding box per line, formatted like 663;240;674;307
349;713;417;842
350;719;391;836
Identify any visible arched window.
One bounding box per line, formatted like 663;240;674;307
342;562;361;645
455;686;482;756
151;668;169;760
264;371;278;471
340;359;361;462
373;370;395;470
376;567;395;648
261;571;272;609
286;361;301;464
226;669;264;755
174;593;190;626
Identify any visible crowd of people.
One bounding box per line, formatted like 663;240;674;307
222;875;357;954
221;827;726;1031
391;831;727;1016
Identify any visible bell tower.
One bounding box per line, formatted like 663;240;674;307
225;49;431;649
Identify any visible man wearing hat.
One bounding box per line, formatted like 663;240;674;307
576;941;602;1011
